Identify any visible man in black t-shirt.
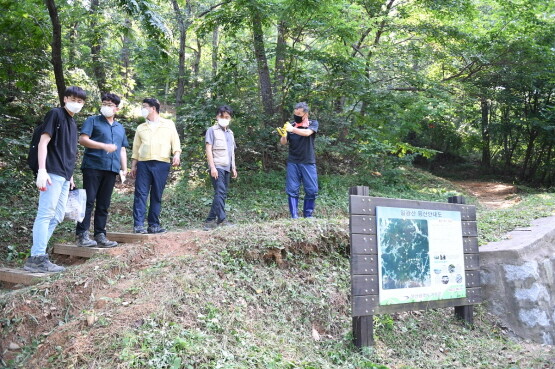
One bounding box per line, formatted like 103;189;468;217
24;86;87;273
279;102;319;218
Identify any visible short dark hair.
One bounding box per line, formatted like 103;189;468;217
294;102;309;113
101;93;121;107
64;86;87;100
216;105;233;117
143;98;160;113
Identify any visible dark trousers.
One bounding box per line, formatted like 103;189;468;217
285;162;318;199
206;168;230;222
76;168;117;236
133;160;170;227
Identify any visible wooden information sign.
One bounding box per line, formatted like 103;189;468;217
349;186;481;348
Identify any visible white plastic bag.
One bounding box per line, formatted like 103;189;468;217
65;189;87;222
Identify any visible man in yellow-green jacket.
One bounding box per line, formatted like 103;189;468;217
129;98;181;234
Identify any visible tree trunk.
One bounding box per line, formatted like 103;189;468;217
539;146;554;184
360;0;396;118
336;97;349;142
361;99;368;117
250;9;274;119
44;0;65;106
212;26;219;81
164;78;170;106
90;0;107;93
520;129;538;180
192;37;201;88
274;20;287;120
120;19;132;98
520;91;540;180
529;142;550;180
480;97;491;168
171;0;190;105
68;22;79;68
500;106;511;168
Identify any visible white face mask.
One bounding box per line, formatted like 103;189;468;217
141;107;150;118
65;101;84;114
101;105;115;118
218;118;230;127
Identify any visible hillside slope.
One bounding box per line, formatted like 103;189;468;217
1;219;554;369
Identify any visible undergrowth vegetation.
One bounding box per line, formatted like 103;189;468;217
2;166;555;368
477;191;555;244
2;219;554;368
3;164;555;264
1;166;464;264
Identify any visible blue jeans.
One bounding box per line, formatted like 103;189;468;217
206;169;230;222
31;173;70;256
133;160;170;227
285;163;318;200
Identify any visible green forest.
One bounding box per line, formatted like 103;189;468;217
2;1;555;367
2;0;555;184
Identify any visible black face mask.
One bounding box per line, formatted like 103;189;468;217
294;114;303;123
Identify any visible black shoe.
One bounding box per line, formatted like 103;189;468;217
203;220;217;231
217;219;234;227
76;232;98;247
147;225;167;234
94;233;118;248
23;255;65;273
134;226;147;234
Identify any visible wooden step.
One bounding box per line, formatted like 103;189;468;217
0;267;52;286
106;232;155;243
52;244;111;258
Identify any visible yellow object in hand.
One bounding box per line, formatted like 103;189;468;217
277;122;290;137
284;122;294;132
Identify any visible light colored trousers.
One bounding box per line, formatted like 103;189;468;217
31;173;69;256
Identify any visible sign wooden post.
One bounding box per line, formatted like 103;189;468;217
449;195;475;325
349;186;481;349
349;186;374;347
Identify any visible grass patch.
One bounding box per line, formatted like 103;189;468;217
2;166;555;367
108;166;467;233
3;166;555;263
477;192;555;244
1;219;554;368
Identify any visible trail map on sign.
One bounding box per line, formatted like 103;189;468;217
377;206;466;305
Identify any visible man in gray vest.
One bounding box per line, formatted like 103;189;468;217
203;105;237;230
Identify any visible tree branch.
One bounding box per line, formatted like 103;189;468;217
388;87;425;92
441;60;478;82
373;0;396;46
198;0;233;17
351;27;374;57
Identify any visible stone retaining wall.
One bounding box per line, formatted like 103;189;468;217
480;216;555;345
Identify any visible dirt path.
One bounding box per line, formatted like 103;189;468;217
0;230;208;364
452;180;520;209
